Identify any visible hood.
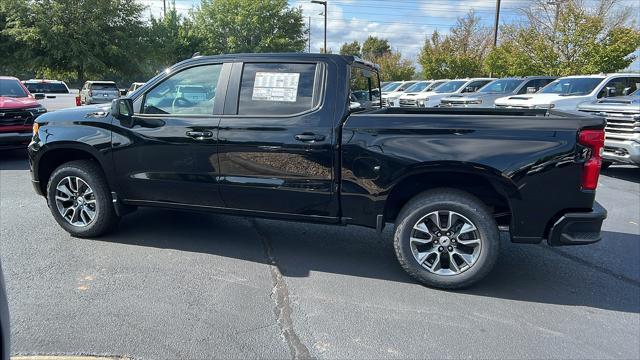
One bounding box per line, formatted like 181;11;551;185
441;92;507;103
578;95;640;113
495;93;565;106
0;96;39;110
35;103;110;123
413;91;439;100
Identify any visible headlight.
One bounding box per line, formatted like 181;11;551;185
33;122;40;135
418;100;426;107
26;106;47;114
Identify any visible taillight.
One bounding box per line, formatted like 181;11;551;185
75;95;81;106
578;129;605;190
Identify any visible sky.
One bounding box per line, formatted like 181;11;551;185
142;0;639;71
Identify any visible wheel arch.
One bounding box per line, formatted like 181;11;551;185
34;142;110;196
383;162;518;227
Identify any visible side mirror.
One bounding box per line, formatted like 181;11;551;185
526;87;537;94
111;98;134;120
622;87;631;96
606;86;616;97
33;93;45;100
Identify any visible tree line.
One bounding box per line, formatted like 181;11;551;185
1;0;638;87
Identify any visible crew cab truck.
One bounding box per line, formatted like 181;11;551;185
23;79;79;111
29;54;607;289
578;89;640;167
1;76;46;150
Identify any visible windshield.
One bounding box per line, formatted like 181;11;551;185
0;79;28;98
479;79;523;93
540;77;604;95
405;82;431;93
434;80;467;93
24;82;69;94
382;82;402;92
426;81;447;91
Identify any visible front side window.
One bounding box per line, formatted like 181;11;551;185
598;77;628;98
462;80;492;93
540;77;604;96
238;63;320;116
142;64;222;115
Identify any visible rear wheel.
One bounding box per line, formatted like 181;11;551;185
46;160;119;237
393;189;499;289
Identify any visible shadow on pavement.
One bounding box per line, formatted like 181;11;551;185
93;207;640;314
601;165;639;183
0;149;29;170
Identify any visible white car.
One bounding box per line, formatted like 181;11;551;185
413;78;494;108
494;73;640;111
397;80;449;107
381;81;418;107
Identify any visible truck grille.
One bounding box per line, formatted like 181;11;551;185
580;110;640;141
0;110;35;126
399;99;417;107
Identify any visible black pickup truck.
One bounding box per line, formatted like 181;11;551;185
28;54;607;288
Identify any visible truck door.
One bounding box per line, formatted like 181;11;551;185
217;61;339;218
112;62;228;207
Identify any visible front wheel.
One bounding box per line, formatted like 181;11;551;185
46;160;119;237
394;189;499;289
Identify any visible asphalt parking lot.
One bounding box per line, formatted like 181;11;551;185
1;149;638;359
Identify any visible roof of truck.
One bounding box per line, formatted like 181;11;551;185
176;53;377;69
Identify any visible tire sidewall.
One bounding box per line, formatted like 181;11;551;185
395;197;499;289
46;162;113;237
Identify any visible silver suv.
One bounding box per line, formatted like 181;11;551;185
80;81;120;105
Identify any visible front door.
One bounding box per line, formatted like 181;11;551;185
217;61;338;218
112;63;227;207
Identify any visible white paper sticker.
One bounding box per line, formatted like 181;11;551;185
252;72;300;102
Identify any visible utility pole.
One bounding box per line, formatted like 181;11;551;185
492;0;501;47
308;16;312;53
311;0;327;53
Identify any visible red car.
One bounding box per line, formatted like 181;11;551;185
0;76;47;150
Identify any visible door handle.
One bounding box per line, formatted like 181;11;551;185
186;130;213;139
295;133;325;142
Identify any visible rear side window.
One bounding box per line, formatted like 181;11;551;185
238;63;320;116
350;66;381;110
25;82;69;94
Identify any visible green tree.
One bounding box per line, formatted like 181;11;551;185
361;36;391;61
339;40;361;57
3;0;147;86
0;0;32;77
418;11;490;79
484;0;640;76
376;51;415;81
193;0;306;55
149;8;202;69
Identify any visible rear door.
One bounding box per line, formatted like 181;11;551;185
112;62;228;207
217;61;339;218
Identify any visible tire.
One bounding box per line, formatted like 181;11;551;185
46;160;119;237
394;188;499;289
601;161;613;170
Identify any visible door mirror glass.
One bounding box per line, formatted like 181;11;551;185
606;86;616;97
112;98;133;120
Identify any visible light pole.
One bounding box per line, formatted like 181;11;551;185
492;0;501;48
311;0;327;53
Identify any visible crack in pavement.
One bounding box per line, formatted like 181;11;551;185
249;218;314;360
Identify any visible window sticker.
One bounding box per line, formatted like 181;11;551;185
252;72;300;102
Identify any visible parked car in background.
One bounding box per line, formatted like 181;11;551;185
23;79;78;111
398;80;449;108
1;76;46;150
388;81;430;107
29;54;607;289
439;76;556;108
126;82;145;96
414;78;494;108
494;74;640;110
79;81;120;105
578;89;640;168
381;80;417;107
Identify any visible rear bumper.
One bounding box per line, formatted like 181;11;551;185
603;139;640;165
547;202;607;246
